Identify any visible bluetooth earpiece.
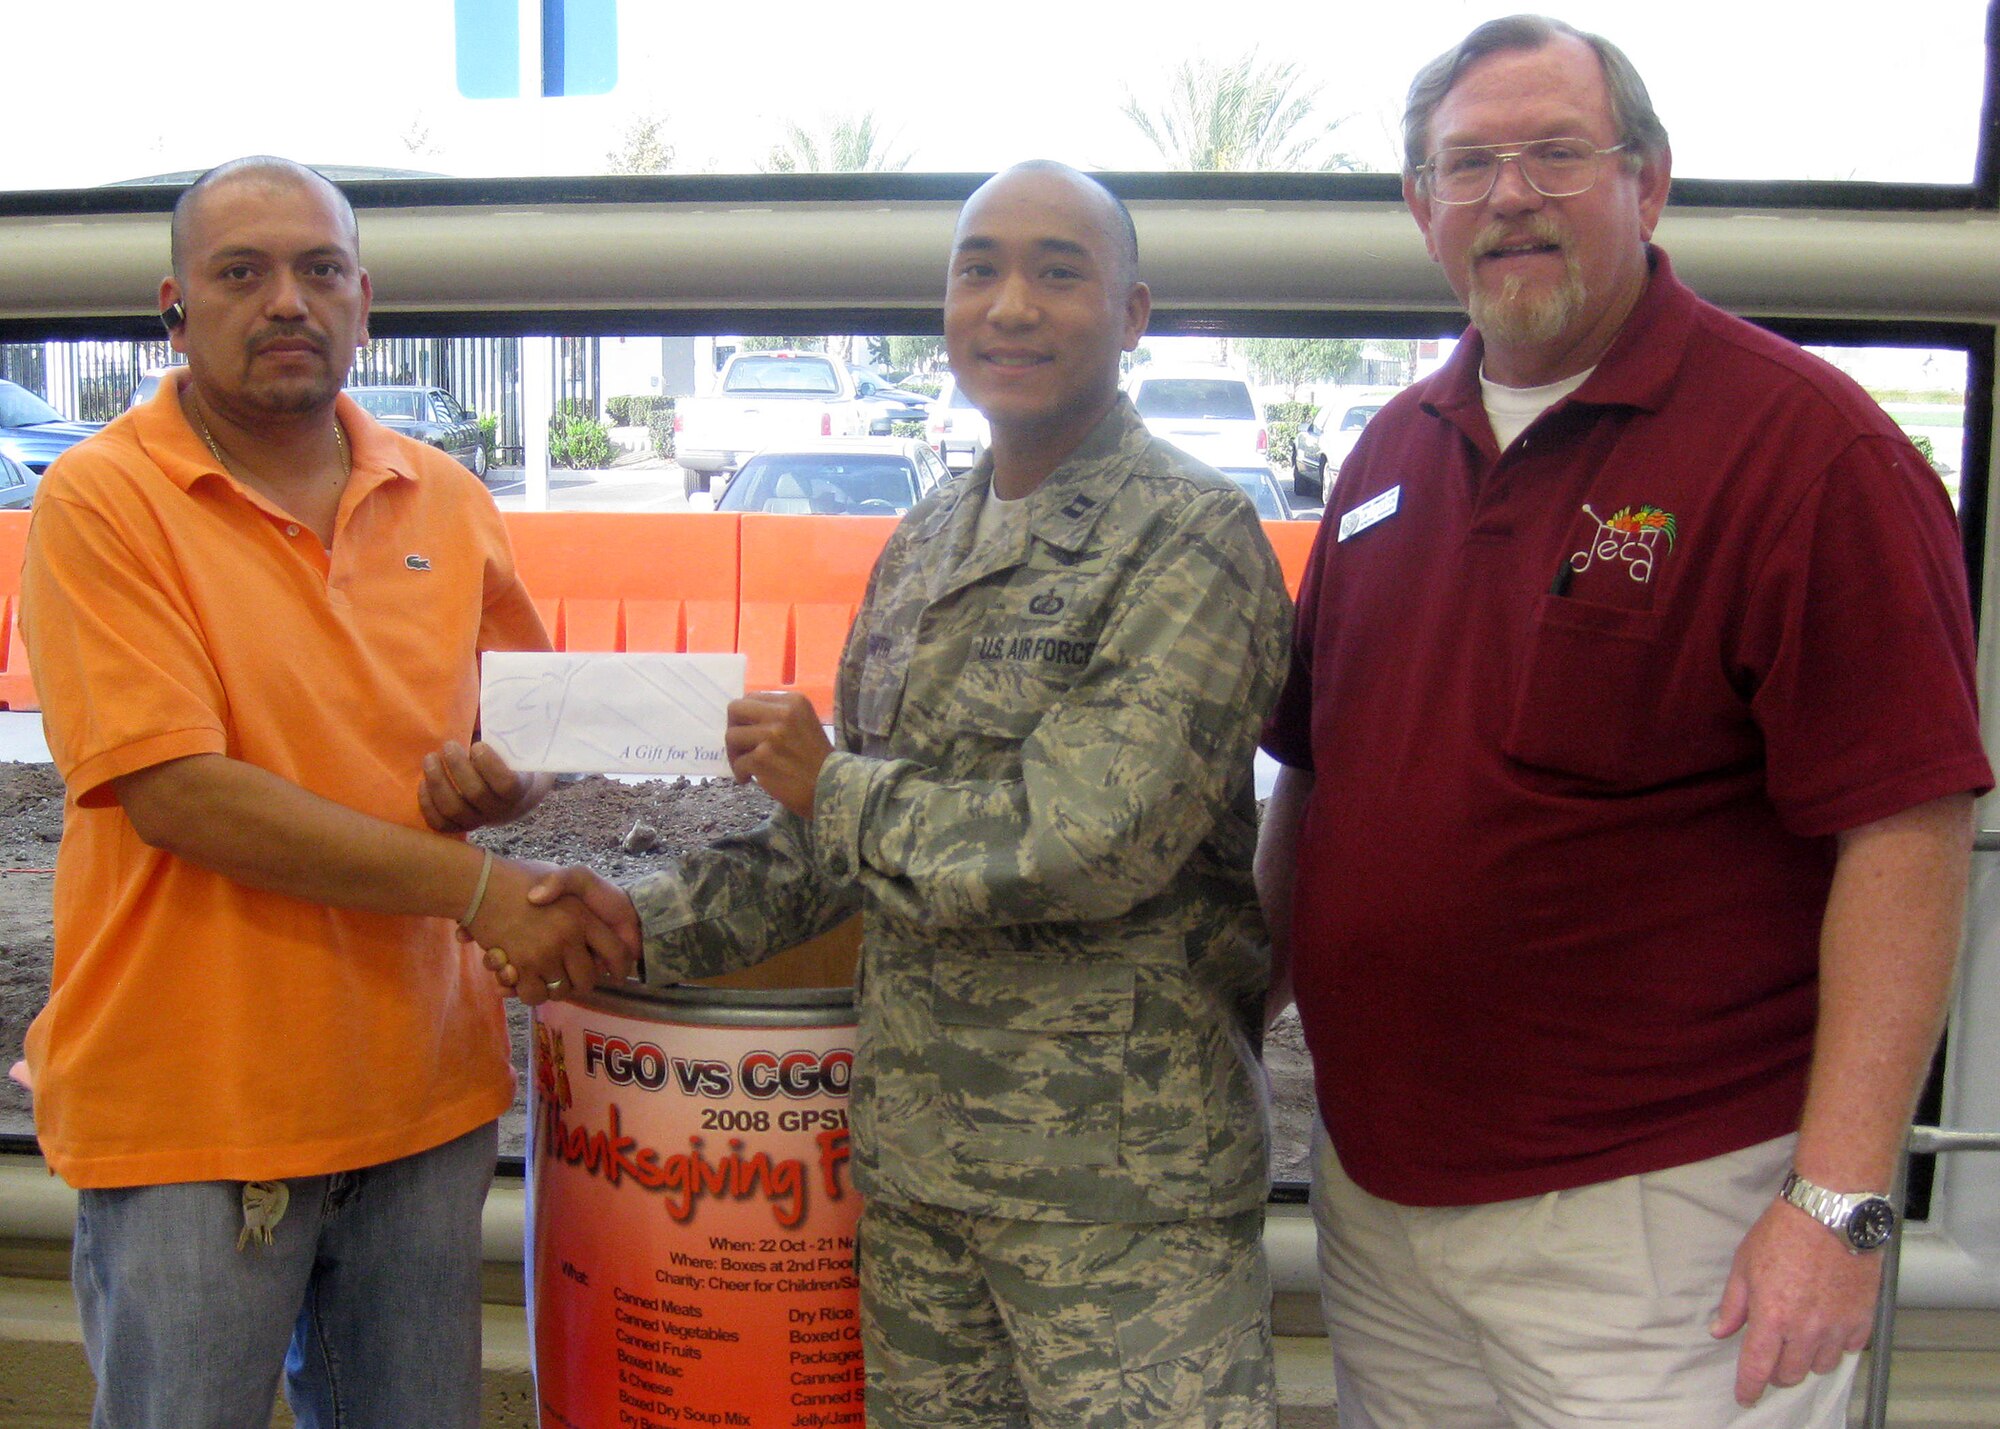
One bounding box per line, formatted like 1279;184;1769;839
160;300;186;332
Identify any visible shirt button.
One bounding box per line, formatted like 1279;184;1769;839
285;523;300;536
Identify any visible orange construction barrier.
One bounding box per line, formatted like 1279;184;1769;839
0;512;34;711
1261;519;1323;600
502;512;740;655
737;513;897;715
0;512;1325;718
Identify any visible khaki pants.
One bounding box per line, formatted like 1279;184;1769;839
860;1198;1276;1428
1311;1129;1859;1427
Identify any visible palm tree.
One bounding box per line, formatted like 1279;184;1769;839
762;112;911;174
1122;53;1355;172
605;114;674;175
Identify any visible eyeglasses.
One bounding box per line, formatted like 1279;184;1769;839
1420;138;1631;205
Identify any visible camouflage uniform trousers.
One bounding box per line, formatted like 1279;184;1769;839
859;1197;1276;1427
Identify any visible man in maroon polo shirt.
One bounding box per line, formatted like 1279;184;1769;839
1257;16;1991;1428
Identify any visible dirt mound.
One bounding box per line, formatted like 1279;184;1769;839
0;765;1317;1178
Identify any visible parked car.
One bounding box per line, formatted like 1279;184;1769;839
1217;463;1298;521
0;380;102;473
924;375;991;473
674;352;874;492
0;451;41;509
1125;364;1267;464
128;365;185;409
709;437;948;516
850;370;933;434
346;384;488;478
1292;390;1396;503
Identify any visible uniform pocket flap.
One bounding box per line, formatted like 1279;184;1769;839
932;956;1138;1032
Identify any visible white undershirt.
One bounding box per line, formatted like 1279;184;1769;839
972;484;1028;551
1480;366;1594;451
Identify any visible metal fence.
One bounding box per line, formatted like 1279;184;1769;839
2;336;603;462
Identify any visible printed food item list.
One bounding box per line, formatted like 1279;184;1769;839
528;1002;864;1429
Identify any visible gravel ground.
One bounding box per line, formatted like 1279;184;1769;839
0;764;1319;1178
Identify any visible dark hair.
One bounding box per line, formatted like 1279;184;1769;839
1403;15;1669;182
169;156;359;280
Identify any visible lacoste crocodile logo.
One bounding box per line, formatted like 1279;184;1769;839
405;554;433;571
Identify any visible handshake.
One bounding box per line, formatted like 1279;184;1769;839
424;688;838;1005
423;740;642;1007
462;858;640;1006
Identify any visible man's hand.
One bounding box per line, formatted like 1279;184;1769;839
527;864;643;939
1709;1197;1881;1406
466;857;638;1004
420;741;546;833
725;692;832;819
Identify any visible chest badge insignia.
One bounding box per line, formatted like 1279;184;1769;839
404;554;433;571
1568;504;1677;585
1028;592;1065;616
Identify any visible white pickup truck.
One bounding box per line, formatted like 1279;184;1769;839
672;351;870;492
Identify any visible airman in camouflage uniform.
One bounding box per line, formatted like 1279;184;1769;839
533;162;1292;1426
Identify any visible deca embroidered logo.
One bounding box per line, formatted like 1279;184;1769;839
404;554;433;571
1568;503;1677;585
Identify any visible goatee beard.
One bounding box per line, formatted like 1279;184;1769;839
1470;264;1586;349
1466;217;1586;351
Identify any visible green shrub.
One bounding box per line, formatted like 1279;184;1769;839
475;414;498;460
1266;419;1302;468
890;420;926;440
548;409;614;469
606;394;674;426
1911;433;1938;469
647;409;676;459
900;374;943;399
1264;401;1313;426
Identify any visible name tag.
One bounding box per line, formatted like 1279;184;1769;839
1338;485;1400;542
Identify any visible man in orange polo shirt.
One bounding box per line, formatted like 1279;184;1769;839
20;156;639;1429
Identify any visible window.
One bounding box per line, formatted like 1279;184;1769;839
351;389;427;421
0;4;1985;189
1131;379;1258;421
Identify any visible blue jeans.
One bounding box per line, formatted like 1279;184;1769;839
72;1121;497;1429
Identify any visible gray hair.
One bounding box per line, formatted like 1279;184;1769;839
170;157;359;281
1402;15;1670;183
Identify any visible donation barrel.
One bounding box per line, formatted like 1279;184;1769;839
527;923;864;1429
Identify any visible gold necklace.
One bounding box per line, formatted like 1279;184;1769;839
187;394;350;482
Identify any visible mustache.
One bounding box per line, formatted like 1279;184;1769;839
1470;215;1569;260
247;325;329;357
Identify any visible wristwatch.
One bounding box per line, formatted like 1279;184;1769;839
1780;1170;1898;1253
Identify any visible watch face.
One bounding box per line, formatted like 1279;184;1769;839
1848;1197;1897;1251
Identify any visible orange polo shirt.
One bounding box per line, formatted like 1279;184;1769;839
21;377;549;1188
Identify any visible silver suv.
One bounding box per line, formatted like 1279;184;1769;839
925;375;991;473
1124;364;1267;468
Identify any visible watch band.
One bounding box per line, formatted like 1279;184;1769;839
1780;1170;1898;1253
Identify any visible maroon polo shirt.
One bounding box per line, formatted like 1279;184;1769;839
1265;250;1992;1206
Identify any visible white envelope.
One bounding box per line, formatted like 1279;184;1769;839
479;652;746;777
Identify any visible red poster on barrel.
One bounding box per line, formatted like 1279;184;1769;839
528;986;864;1429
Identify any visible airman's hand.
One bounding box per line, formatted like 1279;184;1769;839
725;692;831;819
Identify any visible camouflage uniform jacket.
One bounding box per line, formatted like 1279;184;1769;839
630;397;1292;1222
